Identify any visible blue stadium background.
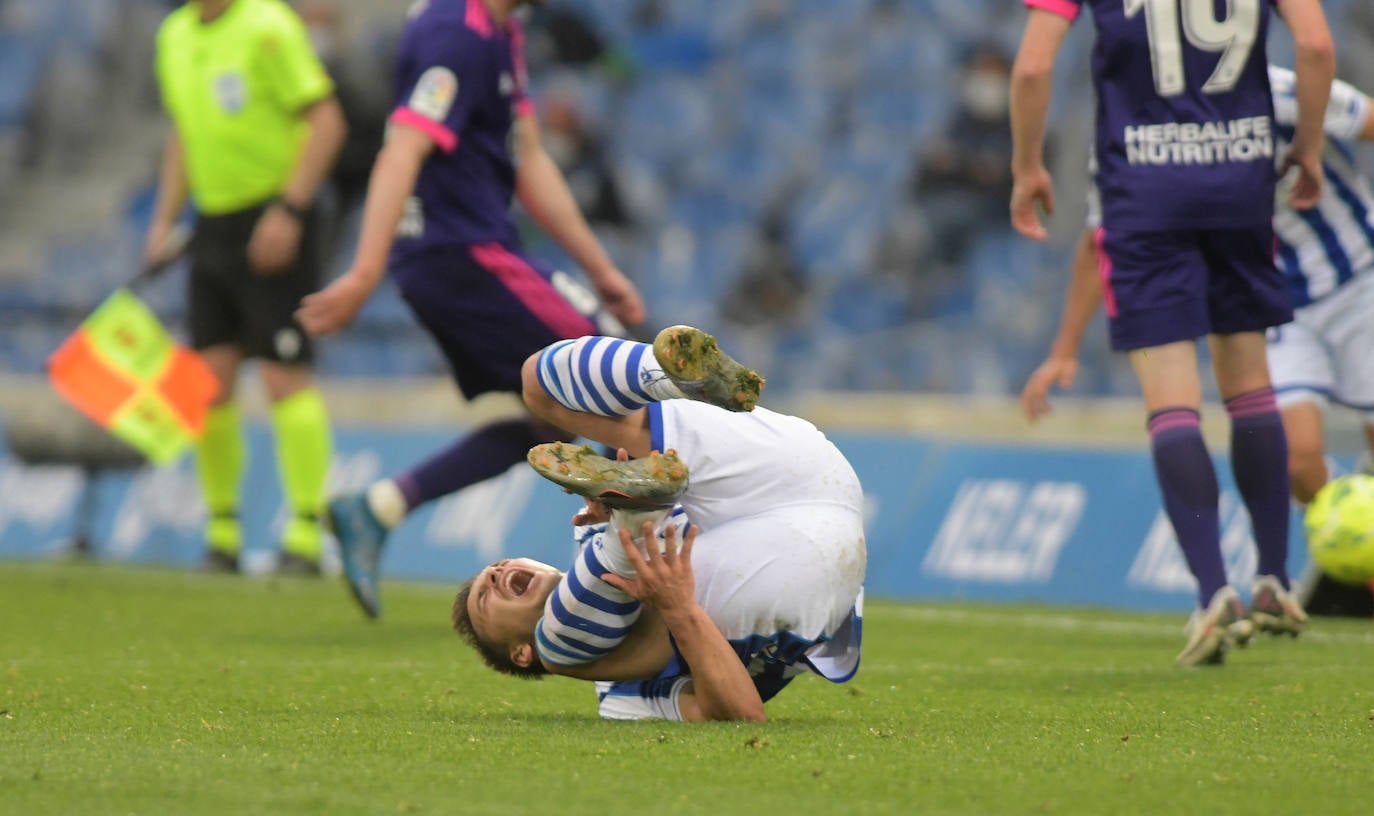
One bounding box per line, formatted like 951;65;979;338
0;0;1370;399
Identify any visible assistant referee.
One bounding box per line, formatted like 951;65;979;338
143;0;346;575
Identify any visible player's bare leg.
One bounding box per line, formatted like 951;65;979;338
1281;402;1329;504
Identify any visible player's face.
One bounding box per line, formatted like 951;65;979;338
466;557;561;653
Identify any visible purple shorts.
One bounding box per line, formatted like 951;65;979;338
1095;225;1292;352
390;242;599;400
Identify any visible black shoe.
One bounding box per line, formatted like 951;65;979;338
202;549;240;574
276;551;323;577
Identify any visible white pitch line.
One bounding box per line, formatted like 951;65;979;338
881;605;1374;645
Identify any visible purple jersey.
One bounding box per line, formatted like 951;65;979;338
1030;0;1279;231
388;0;533;260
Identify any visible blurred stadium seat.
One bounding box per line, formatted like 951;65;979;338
0;0;1367;398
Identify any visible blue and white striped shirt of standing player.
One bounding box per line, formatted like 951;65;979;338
1267;66;1374;308
1087;67;1374;307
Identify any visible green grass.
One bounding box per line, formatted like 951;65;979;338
2;562;1371;816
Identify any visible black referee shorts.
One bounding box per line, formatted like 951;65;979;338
188;201;321;364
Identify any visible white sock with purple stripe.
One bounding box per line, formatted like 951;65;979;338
535;336;685;417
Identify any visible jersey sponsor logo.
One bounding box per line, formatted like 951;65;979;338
1124;117;1273;167
499;72;515;97
409;66;458;122
213;72;247;114
397;196;424;238
1126;491;1258;591
922;479;1086;582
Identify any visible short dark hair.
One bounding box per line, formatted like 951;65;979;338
451;577;547;680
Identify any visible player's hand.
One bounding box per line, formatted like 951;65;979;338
296;270;376;336
248;207;302;275
572;499;612;527
1021;354;1078;422
602;521;697;614
1279;142;1324;210
142;220;180;269
1010;166;1055;241
591;268;645;327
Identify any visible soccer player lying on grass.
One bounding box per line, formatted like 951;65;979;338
450;326;866;721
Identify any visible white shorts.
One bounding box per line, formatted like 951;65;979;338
652;401;867;643
1268;272;1374;421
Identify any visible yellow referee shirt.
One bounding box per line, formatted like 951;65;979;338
155;0;333;215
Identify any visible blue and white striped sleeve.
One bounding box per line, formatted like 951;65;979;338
536;534;642;667
1322;78;1371;142
1268;65;1371;141
596;677;691;721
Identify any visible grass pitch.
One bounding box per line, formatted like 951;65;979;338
2;562;1371;816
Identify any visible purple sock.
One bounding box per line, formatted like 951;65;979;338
395;419;565;510
1149;407;1227;607
1227;388;1291;588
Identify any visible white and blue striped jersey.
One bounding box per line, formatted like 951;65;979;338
544;400;867;722
1268;66;1373;308
534;507;689;668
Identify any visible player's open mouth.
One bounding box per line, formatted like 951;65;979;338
504;568;534;598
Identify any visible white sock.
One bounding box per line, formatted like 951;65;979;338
365;479;407;529
597;507;673;576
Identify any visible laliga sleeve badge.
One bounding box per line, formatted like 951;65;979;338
410;66;458;121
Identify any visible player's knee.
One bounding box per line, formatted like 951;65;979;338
521;353;551;410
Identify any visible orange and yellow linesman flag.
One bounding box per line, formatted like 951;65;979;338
48;289;220;465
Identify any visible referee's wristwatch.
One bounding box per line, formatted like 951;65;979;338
270;196;309;222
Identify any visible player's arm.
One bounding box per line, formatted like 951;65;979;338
295;123;432;333
513;114;645;327
249;12;348;274
603;523;766;722
144;128;189;267
279;96;347;213
1009;7;1073;241
1021;228;1102;421
541;605;676;681
1275;0;1336;209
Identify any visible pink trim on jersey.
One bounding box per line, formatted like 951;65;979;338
1092;227;1118;319
465;0;494;37
509;16;532;110
390;107;459;153
1025;0;1080;21
1225;389;1279;418
468;243;598;338
1148;409;1200;436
